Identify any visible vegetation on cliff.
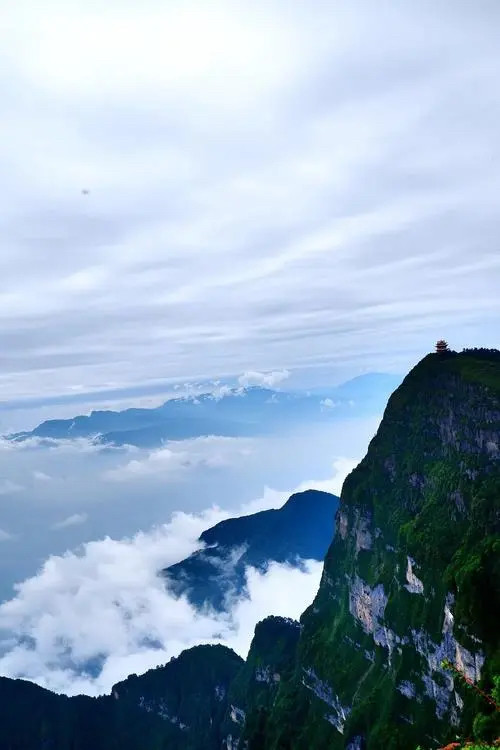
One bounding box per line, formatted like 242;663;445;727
240;349;499;749
0;348;498;750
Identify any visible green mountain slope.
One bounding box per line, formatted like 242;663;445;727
243;348;500;749
0;645;243;749
0;348;498;749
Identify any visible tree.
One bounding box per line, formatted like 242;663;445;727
436;339;450;354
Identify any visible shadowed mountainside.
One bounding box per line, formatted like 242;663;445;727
163;489;339;611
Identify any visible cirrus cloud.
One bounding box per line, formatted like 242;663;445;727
0;1;498;405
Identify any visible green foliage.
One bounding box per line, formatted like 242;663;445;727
0;349;499;750
0;644;243;750
244;349;500;750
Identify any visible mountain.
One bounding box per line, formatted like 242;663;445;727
0;645;243;750
7;373;402;447
163;489;339;610
0;349;498;748
235;348;500;749
220;615;303;749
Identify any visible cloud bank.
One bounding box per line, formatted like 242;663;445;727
105;436;253;481
0;440;357;697
0;508;322;696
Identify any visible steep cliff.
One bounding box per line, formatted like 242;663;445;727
0;349;498;749
221;616;302;749
245;349;500;749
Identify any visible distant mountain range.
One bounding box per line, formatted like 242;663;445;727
7;373;401;448
163;489;339;611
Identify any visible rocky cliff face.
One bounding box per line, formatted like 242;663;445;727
0;350;498;750
244;349;499;749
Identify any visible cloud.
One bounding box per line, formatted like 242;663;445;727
0;479;23;495
0;529;14;542
33;470;52;481
0;452;357;696
320;398;337;409
105;436;253;481
238;370;290;388
0;411;376;607
52;513;88;530
238;456;355;514
0;504;321;696
0;2;498;405
0;436;117;455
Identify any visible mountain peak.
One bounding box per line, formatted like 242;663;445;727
164;489;339;611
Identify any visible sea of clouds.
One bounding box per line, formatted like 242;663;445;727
0;419;365;696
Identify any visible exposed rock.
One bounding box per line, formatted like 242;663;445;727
346;736;364;750
255;666;272;683
409;472;426;490
397;680;416;699
455;642;485;683
384;456;396;481
421;674;452;720
338;511;349;540
254;665;280;684
354;512;372;553
449;489;466;514
349;576;387;634
486;439;499;456
230;706;246;725
411;596;484;719
302;667;350;734
138;696;189;728
443;593;455;635
404;556;424;594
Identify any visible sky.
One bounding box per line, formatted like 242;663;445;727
1;0;499;410
0;427;359;695
0;0;499;697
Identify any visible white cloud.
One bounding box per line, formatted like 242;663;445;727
33;470;51;481
105;436;253;481
238;456;354;514
0;452;359;696
210;384;241;401
295;457;358;497
0;502;321;696
0;528;14;542
0;479;23;495
52;513;88;530
0;436;118;455
320;397;337;409
238;370;290;388
0;3;497;404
